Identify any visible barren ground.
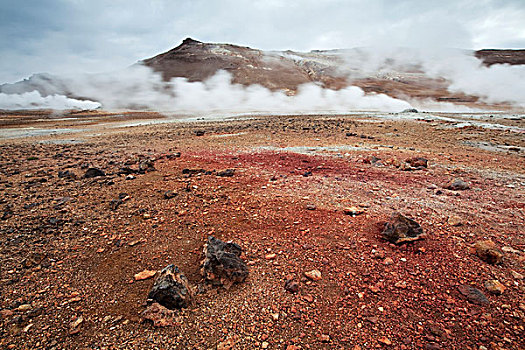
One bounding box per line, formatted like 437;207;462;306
0;111;524;349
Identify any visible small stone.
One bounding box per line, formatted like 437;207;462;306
445;178;470;190
265;253;276;260
384;257;394;265
319;334;331;343
271;313;279;321
344;206;365;216
404;157;428;170
484;280;505;295
382;213;425;244
261;341;269;349
458;285;489;305
134;270;157;281
284;279;299;293
217;338;235;350
141;302;181;327
511;270;524;280
217;169;235;177
69;316;83;335
125;174;136;180
447;215;463;226
378;336;392;345
306;203;316;210
17;304;32;311
0;309;14;317
474;240;504;264
83;167;105;178
164;190;177;199
304;269;322;281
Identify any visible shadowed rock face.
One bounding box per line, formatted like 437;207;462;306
475;49;525;66
147;265;193;310
382;213;425;244
201;236;249;288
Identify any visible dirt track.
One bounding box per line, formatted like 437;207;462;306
0;111;524;349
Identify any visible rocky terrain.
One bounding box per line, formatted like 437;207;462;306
0;110;524;349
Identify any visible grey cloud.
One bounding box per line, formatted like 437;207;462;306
0;0;524;82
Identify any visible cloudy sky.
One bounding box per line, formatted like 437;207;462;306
1;0;524;83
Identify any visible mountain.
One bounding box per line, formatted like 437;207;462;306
2;38;525;109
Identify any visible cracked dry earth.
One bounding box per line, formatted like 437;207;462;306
0;113;524;349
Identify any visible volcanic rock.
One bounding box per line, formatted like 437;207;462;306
201;236;249;288
147;265;192;310
458;285;489;305
382;213;425;244
474;240;504;264
83;167;105;178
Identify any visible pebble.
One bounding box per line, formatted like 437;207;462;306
344;206;365;216
484;280;505;295
474;240;504;264
378;336;392;345
447;215;463;226
134;270;157;281
511;270;524;280
384;257;394;265
265;253;276;260
304;269;322;281
17;304;32;311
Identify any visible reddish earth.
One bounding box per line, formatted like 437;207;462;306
0;112;524;349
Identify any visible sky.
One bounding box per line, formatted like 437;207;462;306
0;0;524;83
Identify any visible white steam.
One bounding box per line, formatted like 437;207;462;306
0;91;100;110
1;47;525;112
0;65;411;112
340;48;525;107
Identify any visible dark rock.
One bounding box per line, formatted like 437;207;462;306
474;240;504;264
164;190;177;199
284;279;299;293
445;178;470;190
216;169;235;177
303;171;312;177
166;152;181;159
138;159;155;173
346;132;358;137
83;168;105;178
118;167;137;175
201;236;249;288
58;170;77;179
195;130;205;136
458;285;489;305
147;265;193;310
382;213;425;244
401;108;419;113
182;168;207;175
109;199;122;211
